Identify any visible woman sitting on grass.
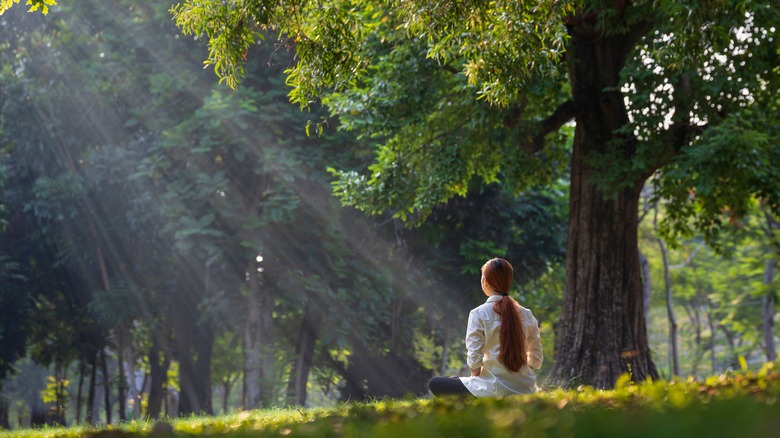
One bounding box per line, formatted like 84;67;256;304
429;258;543;397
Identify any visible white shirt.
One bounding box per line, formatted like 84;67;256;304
459;295;543;396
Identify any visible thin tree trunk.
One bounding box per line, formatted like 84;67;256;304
117;326;127;422
54;361;67;425
0;381;9;430
258;272;276;407
123;325;141;418
243;264;262;409
390;299;403;353
76;363;85;425
250;266;277;407
720;325;739;369
86;354;98;426
656;234;679;377
706;311;717;373
286;299;322;406
549;27;657;389
175;308;214;415
763;259;777;362
638;250;652;328
222;373;233;414
439;330;450;376
174;263;215;416
683;302;703;377
195;325;214;414
101;348;112;424
146;332;170;419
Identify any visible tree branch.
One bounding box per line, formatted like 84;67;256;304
564;13;598;39
652;73;707;172
669;243;704;269
518;99;575;154
441;64;459;75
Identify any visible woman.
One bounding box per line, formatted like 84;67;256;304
429;258;543;397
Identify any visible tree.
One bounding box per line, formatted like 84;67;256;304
0;0;215;421
172;0;780;387
0;159;33;429
0;255;31;429
0;0;56;16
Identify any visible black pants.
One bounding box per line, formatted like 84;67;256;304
428;376;473;397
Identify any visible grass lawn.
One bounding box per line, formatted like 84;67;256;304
2;365;778;437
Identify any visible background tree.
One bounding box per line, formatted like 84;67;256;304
172;0;779;387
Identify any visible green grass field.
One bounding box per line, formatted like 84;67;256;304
3;364;778;437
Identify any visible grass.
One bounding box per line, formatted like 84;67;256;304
3;364;779;437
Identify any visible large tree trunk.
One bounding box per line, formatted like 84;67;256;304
549;29;658;388
763;259;777;362
286;299;322;406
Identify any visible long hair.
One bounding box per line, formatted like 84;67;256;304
482;258;526;372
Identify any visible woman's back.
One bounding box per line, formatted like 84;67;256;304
461;296;543;396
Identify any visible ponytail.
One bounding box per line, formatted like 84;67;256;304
493;296;526;372
482;258;526;372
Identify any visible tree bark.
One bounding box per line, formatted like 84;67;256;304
763;259;777;362
549;29;658;388
285;298;322;406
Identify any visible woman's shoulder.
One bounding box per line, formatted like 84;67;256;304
517;304;539;323
471;301;495;313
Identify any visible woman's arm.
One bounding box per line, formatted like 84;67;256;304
525;313;543;369
464;310;485;373
523;309;544;370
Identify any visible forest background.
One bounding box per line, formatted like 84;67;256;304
0;0;777;430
